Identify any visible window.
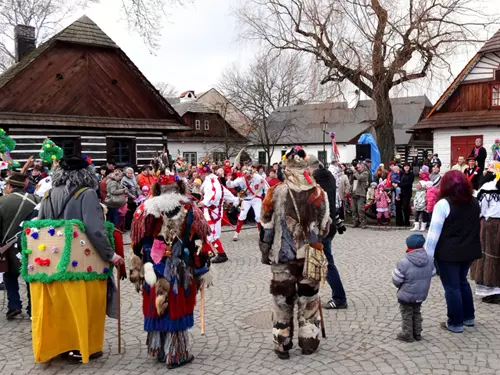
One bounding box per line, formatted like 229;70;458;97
106;138;136;166
213;152;226;163
183;152;197;165
53;137;81;156
318;150;327;165
258;151;267;165
204;120;210;131
195;120;201;130
492;84;500;107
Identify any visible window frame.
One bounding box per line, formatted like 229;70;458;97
213;152;226;164
258;151;267;165
52;137;82;156
106;137;136;167
183;152;197;165
204;120;210;131
195;120;201;130
491;83;500;108
318;150;327;165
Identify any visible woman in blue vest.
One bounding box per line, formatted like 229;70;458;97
424;170;482;333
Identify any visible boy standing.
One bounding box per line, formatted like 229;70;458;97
392;234;435;342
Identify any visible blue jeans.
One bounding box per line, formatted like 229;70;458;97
436;260;475;332
322;239;347;304
107;207;120;227
4;272;31;315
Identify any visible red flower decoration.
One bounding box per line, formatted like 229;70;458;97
24;228;31;235
87;266;93;272
84;248;91;256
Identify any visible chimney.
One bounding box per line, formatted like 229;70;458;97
14;25;36;62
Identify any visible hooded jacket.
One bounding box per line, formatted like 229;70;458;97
392;248;436;303
413;189;427;211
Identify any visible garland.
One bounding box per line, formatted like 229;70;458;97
21;219;115;283
39;138;63;164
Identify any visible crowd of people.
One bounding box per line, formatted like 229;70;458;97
0;139;499;366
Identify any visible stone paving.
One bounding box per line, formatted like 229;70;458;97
1;228;500;375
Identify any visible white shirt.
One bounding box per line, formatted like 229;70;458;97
227;174;267;199
478;180;500;219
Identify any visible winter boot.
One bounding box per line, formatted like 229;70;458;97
397;304;415;342
410;222;419;232
419;222;427;232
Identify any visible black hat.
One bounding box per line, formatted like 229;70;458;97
59;155;89;171
5;172;26;188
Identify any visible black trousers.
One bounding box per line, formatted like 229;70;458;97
397;191;412;227
125;199;137;231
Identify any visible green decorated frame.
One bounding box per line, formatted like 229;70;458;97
21;219;115;283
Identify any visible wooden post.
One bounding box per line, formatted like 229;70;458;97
200;280;205;336
117;267;122;354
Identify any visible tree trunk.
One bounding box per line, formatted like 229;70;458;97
373;90;395;166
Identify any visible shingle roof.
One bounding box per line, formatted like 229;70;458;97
172;101;218;117
265;96;432;145
478;29;500;54
0;15;118;90
412;110;500;130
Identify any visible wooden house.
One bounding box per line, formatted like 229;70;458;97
0;16;188;167
412;30;500;169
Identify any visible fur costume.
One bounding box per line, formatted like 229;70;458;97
260;146;330;358
130;150;212;367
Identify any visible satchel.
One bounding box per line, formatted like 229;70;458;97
288;189;327;285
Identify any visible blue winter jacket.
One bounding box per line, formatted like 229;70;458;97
392;248;436;303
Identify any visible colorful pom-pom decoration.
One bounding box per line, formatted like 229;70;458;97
39;138;63;164
31;232;39;240
73;231;78;238
51;247;58;253
24;228;31;235
71;260;78;267
80;239;85;246
48;227;55;236
84;248;91;256
38;244;46;251
103;267;109;273
25;248;32;254
27;264;34;271
87;266;93;272
57;231;63;236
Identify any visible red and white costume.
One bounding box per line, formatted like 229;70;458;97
201;174;237;254
227;173;267;234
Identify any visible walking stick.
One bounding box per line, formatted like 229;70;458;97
200;280;206;336
117;267;122;354
318;297;327;339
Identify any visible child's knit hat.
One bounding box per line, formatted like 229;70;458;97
371;182;377;187
406;234;425;250
420;165;429;173
141;185;150;192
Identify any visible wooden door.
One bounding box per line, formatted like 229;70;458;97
450;135;482;166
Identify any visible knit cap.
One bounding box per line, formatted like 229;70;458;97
371;182;377;187
406;234;425;250
420;165;429;173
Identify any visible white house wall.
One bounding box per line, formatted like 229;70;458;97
433;127;496;170
248;144;356;165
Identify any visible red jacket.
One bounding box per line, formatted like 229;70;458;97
426;187;438;213
113;229;126;277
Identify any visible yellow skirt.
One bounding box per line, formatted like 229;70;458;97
30;279;107;363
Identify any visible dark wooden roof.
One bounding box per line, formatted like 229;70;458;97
412;110;500;130
479;29;500;54
0;112;188;130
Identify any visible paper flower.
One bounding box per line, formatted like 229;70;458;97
31;232;39;240
84;248;91;256
27;264;34;271
103;267;109;273
57;231;63;236
25;248;32;254
39;138;63;163
73;231;78;238
48;227;55;236
51;247;58;253
87;266;93;272
71;260;78;267
38;244;45;251
24;228;31;235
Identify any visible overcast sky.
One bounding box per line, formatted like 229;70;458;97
75;0;500;103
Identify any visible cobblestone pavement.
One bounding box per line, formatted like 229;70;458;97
1;228;500;375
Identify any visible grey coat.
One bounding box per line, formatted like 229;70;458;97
352;170;369;197
39;186;115;262
392;249;436;303
121;175;138;199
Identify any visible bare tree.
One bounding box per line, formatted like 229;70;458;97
237;0;497;164
155;81;178;98
219;51;310;167
0;0;193;71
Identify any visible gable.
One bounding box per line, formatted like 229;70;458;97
0;42;179;119
463;52;500;82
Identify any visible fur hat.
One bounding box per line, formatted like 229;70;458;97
59;155;89;171
307;154;323;169
406;234;425;250
282;146;308;169
5;172;26;188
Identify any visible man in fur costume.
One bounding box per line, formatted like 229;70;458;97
129;151;213;369
227;167;267;241
260;146;331;360
197;161;238;263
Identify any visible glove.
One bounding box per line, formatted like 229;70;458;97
335;214;346;235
